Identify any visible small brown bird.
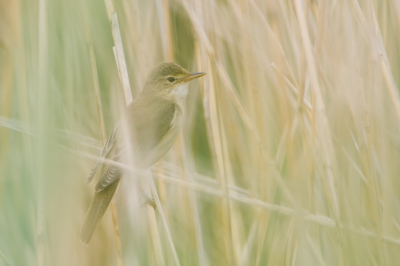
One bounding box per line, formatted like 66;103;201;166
80;62;205;244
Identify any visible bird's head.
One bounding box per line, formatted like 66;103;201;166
142;62;206;100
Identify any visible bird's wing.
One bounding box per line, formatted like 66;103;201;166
94;136;123;192
94;98;176;192
87;127;118;183
101;126;119;157
80;178;120;244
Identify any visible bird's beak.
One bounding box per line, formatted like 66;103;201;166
182;72;206;83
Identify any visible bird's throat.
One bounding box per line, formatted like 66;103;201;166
172;83;189;99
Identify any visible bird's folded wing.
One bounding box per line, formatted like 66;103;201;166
94;98;176;192
95;138;120;192
87;126;119;183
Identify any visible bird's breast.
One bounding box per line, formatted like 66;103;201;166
144;107;183;166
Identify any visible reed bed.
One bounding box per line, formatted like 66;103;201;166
1;0;400;265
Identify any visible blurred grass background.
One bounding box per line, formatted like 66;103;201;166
1;0;400;265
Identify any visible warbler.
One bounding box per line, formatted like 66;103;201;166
80;62;205;244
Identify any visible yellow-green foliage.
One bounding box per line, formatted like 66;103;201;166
1;0;400;265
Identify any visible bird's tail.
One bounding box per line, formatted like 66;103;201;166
80;179;121;245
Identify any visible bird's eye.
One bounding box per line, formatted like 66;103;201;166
167;77;175;82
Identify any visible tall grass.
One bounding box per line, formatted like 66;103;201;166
1;0;400;265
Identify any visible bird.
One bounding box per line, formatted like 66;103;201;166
80;62;205;244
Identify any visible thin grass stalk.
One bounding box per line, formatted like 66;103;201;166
184;2;234;263
350;0;400;123
270;63;312;114
148;172;181;266
86;12;122;266
214;61;260;140
174;85;209;265
108;10;164;265
192;43;212;266
87;29;123;266
179;130;209;265
0;67;12;169
219;116;244;263
3;3;36;262
155;2;180;263
313;0;326;65
36;0;48;264
154;0;171;221
205;1;240;261
206;57;235;264
156;0;173;61
349;1;394;263
293;0;339;219
107;1;180;264
141;178;165;266
215;42;259;264
236;14;273;262
0;2;16;216
87;32;107;144
155;1;188;264
305;232;327;266
182;145;209;265
111;12;133;105
248;0;300;91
